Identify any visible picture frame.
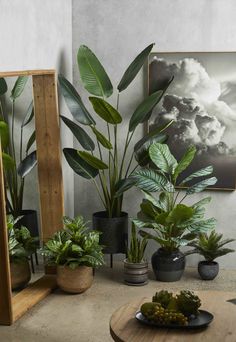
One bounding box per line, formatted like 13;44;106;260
148;52;236;190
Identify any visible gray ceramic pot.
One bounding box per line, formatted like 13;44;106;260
198;261;219;280
93;211;128;254
151;248;185;282
124;259;148;286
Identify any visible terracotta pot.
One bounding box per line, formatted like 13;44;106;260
11;261;31;290
124;259;148;286
57;265;93;294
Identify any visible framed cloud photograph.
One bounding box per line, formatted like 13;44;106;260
148;52;236;190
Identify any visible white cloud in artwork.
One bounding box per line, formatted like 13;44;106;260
151;57;236;149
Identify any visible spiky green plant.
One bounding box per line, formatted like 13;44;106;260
190;230;235;262
127;223;147;263
125;143;218;253
42;216;105;269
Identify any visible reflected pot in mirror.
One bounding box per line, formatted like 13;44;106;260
198;261;219;280
57;265;93;294
124;259;148;286
17;210;39;239
151;248;185;282
11;260;31;290
92;211;128;254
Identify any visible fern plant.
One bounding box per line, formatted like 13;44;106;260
42;216;104;269
127;223;147;263
126;142;218;253
8;215;38;263
190;231;235;262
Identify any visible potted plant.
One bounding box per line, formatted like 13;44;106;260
8;215;38;290
124;223;148;286
190;230;235;280
0;77;38;238
58;43;173;256
129;142;217;282
42;216;104;294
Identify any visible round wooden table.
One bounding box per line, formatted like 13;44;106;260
110;291;236;341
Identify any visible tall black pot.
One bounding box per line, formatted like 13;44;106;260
92;211;128;254
151;248;185;282
17;210;39;243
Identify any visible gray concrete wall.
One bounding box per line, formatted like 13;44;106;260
72;0;236;268
0;0;74;219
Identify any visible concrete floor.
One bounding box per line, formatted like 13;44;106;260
1;262;236;342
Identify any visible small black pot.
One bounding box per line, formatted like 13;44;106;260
198;261;219;280
151;248;185;282
92;211;128;254
17;210;39;243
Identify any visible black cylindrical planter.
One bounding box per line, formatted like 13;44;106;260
18;210;39;240
93;211;128;254
151;248;185;282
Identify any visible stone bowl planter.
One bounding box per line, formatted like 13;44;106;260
198;261;219;280
151;248;185;282
11;261;31;290
124;259;148;286
57;265;93;294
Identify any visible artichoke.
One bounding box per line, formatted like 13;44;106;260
176;290;201;317
152;290;173;309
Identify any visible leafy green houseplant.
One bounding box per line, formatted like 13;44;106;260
58;44;173;254
130;142;217;281
124;223;148;285
42;216;104;293
190;230;235;280
7;215;38;290
0;77;37;218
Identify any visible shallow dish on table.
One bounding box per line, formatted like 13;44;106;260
135;310;214;329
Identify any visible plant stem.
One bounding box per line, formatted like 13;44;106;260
125;152;134;178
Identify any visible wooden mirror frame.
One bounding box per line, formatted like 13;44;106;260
0;70;64;325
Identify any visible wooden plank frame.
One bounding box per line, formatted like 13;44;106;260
0;70;64;325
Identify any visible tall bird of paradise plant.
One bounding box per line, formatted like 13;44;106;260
0;76;37;217
59;43;174;218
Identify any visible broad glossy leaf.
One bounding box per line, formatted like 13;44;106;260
0;121;9;148
17;151;37;178
77;45;113;98
91;126;112;149
188;218;217;233
140;199;158;219
11;76;28;100
134;133;167;166
131;168;174;192
142;191;160;208
89;97;122;124
114;177;136;197
0;78;7;95
129;90;163;131
2;153;14;170
192;196;211;208
134;121;173;152
22;101;34;127
61;115;95;151
186;177;217;195
132;219;159;229
181;166;213;184
149;143;177;174
173;146;196;181
63;148;98;179
77;151;108;170
26;130;36;153
166;204;194;225
58;74;95;125
117;43;154;92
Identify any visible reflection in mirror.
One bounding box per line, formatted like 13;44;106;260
0;76;43;293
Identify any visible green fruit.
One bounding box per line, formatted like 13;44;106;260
176;290;201;317
152;290;173;308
